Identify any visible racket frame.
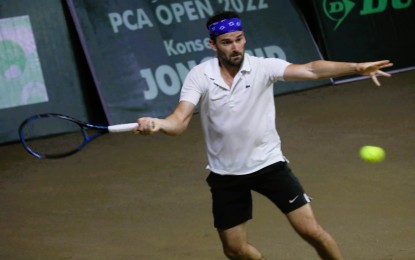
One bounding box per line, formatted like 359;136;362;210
19;113;109;159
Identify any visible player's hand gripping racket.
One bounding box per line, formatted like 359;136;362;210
19;113;137;159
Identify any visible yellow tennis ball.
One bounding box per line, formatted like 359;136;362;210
359;146;385;163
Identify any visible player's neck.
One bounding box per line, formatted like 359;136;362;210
220;66;238;88
219;62;240;88
220;59;240;73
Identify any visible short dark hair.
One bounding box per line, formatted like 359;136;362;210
206;11;241;40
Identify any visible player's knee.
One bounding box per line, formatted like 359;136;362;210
222;244;246;259
223;246;242;259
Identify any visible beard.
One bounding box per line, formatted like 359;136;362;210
219;51;244;68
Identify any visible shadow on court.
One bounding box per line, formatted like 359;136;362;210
1;71;414;259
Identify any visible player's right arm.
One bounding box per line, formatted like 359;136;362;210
283;60;393;86
135;101;195;136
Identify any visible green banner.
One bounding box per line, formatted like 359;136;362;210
0;16;48;110
67;0;329;124
0;0;94;144
311;0;415;81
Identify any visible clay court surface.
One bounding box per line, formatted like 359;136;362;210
1;71;414;259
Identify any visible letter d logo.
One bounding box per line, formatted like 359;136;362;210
323;0;355;30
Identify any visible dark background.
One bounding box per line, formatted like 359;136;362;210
1;0;414;144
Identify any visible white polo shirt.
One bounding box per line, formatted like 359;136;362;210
180;53;290;175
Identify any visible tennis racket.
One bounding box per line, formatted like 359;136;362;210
19;113;138;159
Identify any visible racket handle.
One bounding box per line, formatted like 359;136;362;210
108;123;138;133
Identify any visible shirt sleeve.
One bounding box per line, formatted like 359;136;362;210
263;58;291;82
179;67;204;106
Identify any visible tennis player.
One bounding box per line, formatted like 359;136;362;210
135;11;392;260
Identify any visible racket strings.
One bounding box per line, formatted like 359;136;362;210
20;117;86;158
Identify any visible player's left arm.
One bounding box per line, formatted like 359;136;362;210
283;60;393;86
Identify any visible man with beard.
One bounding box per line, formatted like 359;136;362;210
135;11;392;260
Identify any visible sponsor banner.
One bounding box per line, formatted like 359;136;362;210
0;0;92;144
0;15;48;110
311;0;415;81
67;0;329;124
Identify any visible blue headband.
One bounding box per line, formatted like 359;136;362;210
208;18;243;37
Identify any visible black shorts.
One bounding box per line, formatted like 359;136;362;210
206;161;311;230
